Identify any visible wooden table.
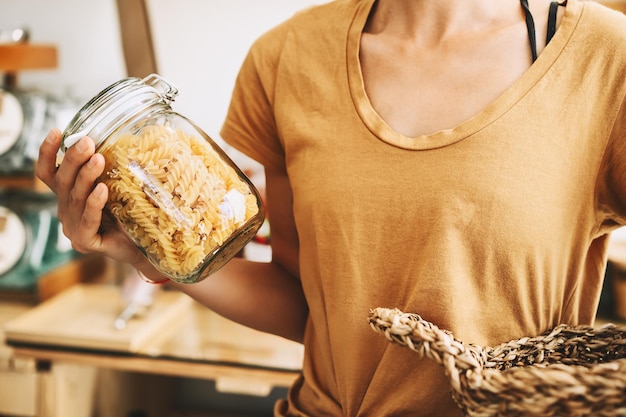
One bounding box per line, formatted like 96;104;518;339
1;284;303;417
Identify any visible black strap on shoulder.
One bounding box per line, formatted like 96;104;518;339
520;0;538;62
522;0;568;62
546;1;567;45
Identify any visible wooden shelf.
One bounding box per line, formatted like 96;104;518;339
0;43;58;90
0;44;57;72
0;174;51;193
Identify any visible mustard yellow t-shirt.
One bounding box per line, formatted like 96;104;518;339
220;0;626;415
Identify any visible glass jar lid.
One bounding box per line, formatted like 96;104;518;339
61;74;178;151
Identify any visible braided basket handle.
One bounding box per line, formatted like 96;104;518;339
368;307;485;392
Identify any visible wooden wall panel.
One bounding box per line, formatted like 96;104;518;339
116;0;158;77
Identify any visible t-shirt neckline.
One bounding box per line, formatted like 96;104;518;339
346;0;582;150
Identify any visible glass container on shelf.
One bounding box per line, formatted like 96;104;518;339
0;189;76;292
61;74;265;284
0;87;78;176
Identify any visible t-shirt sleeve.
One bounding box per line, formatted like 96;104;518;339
220;22;289;174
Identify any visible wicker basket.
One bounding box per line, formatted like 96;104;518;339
368;307;626;417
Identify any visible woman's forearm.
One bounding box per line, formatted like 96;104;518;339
164;256;308;343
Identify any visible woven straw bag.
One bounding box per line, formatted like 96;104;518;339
368;307;626;417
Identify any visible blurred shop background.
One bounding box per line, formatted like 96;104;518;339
0;0;320;295
0;0;320;171
0;0;317;141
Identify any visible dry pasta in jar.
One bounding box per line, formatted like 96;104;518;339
61;74;265;283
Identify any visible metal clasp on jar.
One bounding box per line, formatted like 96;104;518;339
142;74;179;103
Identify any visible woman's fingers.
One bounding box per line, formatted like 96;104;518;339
71;182;108;254
36;129;141;263
36;128;63;192
78;183;142;264
38;129;103;244
55;136;96;205
69;152;105;211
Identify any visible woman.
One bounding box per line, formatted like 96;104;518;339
37;0;626;415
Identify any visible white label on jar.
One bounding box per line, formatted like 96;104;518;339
128;161;192;228
219;189;246;223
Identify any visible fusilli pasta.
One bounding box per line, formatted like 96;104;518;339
99;124;260;279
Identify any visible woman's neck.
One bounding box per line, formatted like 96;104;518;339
365;0;525;45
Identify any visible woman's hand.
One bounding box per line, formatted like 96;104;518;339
36;128;143;265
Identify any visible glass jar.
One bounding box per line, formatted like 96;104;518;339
0;189;76;293
61;74;265;284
